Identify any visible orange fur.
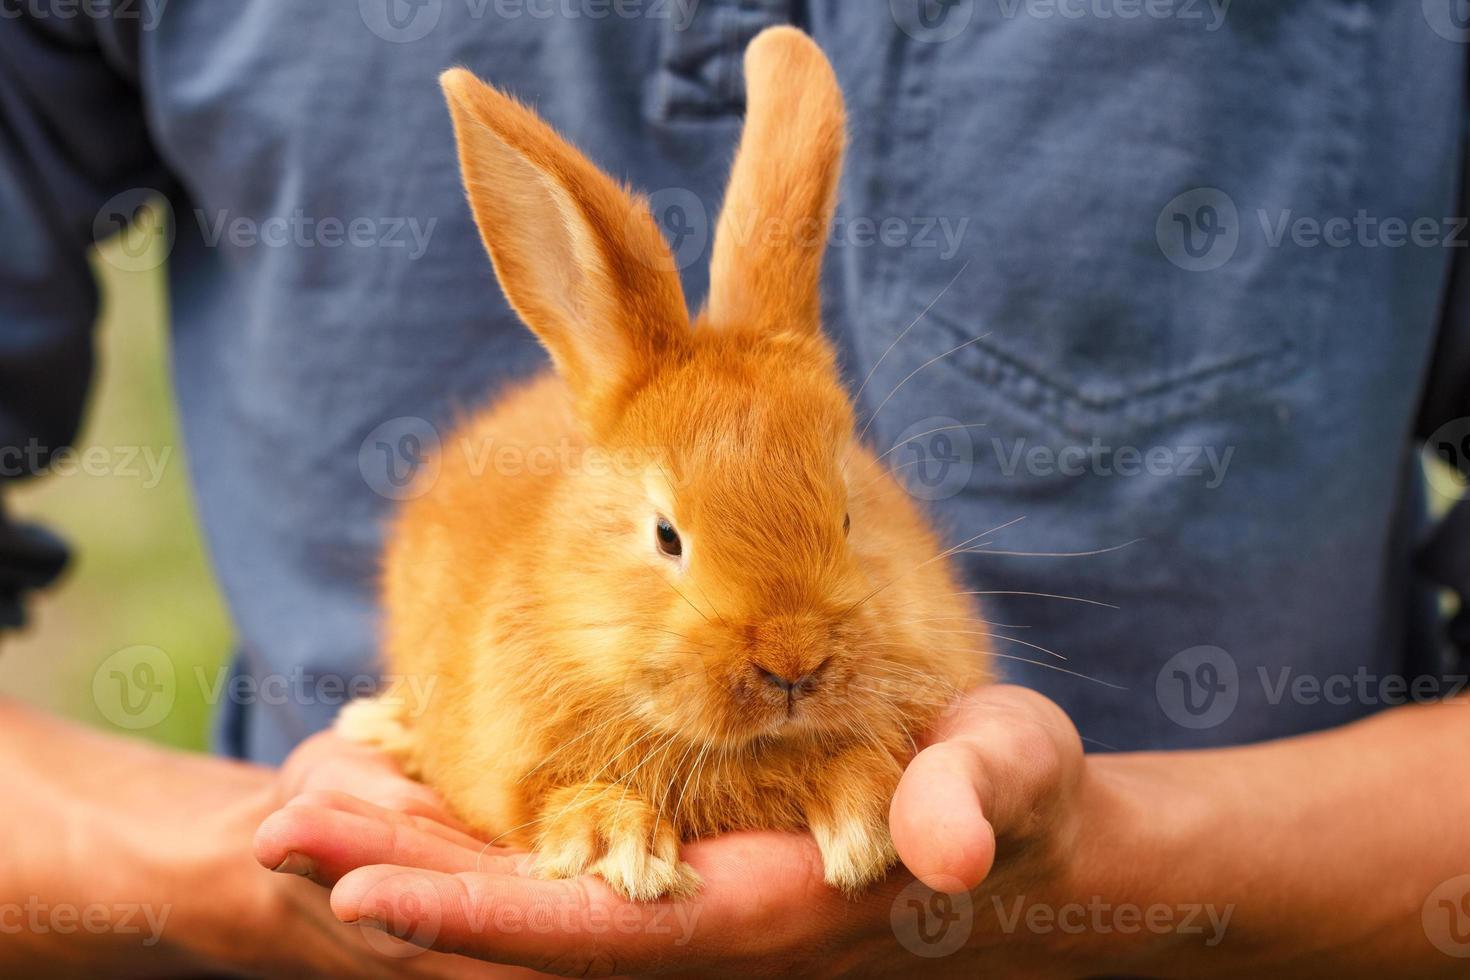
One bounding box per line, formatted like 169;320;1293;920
346;27;990;900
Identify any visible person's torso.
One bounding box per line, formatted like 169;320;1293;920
123;0;1462;761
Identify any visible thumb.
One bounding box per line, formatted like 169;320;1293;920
889;738;995;893
889;685;1081;894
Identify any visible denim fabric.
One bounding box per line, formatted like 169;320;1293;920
1;1;1466;762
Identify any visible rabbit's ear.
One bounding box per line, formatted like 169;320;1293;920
706;28;846;338
441;69;690;419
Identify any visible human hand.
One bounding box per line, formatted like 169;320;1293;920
261;686;1119;977
247;729;546;978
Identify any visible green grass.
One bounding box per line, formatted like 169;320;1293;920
0;230;231;751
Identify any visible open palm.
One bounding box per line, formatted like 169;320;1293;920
256;686;1086;978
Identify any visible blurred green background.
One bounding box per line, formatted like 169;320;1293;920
0;229;231;751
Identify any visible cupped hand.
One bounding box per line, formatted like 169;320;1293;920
253;729;547;978
258;687;1102;978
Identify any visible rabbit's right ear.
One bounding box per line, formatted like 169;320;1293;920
441;69;690;422
706;28;847;339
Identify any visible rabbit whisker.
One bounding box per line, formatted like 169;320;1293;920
956;539;1145;559
848;260;971;412
854;331;993;450
946;589;1120;609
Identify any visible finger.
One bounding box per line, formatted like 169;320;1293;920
256;802;527;886
331;831;841;976
301;766;464;826
282;732;470;828
332;866;688;977
285;790;490;851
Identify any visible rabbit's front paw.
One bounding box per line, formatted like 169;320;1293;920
531;784;700;902
812;814;899;896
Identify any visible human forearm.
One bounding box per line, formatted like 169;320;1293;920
1074;698;1470;976
0;696;288;975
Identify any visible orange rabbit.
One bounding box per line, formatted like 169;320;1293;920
338;26;988;901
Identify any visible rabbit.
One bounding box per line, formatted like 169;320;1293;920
337;25;989;902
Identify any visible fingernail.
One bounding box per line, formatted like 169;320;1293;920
272;851;316;876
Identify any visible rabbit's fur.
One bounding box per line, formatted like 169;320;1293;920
339;27;988;901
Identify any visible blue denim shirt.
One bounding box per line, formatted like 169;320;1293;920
2;1;1466;763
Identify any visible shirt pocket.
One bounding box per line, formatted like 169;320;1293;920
855;3;1372;441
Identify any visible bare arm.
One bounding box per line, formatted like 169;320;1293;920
1071;696;1470;976
0;697;526;978
0;697;273;975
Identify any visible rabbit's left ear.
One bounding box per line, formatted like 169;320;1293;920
441;69;691;422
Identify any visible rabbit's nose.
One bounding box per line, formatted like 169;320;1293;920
754;665;816;698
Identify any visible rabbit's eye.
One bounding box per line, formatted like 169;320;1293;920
656;517;683;558
843;513;851;537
